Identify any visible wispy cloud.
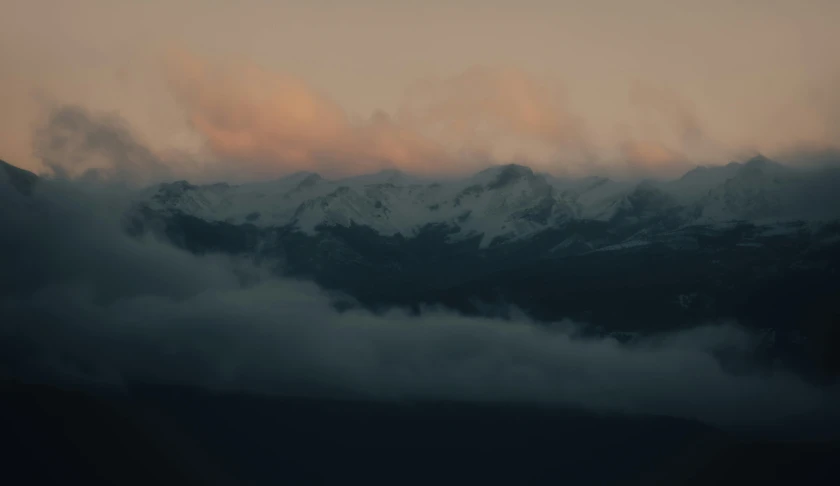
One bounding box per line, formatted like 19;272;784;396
165;48;458;179
33;105;173;186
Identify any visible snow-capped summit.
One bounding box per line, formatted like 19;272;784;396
133;155;840;246
473;163;535;189
666;162;742;202
692;156;805;223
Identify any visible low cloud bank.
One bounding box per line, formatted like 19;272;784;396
1;169;837;433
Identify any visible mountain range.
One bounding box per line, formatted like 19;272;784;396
4;156;840;380
139;155;840;248
132;156;840;381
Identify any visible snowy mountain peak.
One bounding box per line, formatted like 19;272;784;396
739;154;789;176
130;159;840;246
474;164;536;189
289;173;323;193
743;153;772;166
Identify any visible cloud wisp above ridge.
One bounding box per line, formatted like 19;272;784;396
164;49;605;179
159;49;780;180
31;58;840;185
1;166;838;436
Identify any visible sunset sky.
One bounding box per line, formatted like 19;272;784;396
3;0;839;180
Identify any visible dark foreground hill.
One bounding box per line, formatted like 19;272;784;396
2;378;837;485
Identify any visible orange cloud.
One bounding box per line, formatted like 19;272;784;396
164;50;596;178
165;48;457;178
620;140;690;177
163;48;838;181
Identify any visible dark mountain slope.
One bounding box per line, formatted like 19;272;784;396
4;378;837;486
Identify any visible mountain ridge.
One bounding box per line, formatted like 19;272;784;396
5;156;840;249
129;157;840;248
3;156;840;380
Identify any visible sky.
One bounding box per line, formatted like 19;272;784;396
3;0;840;180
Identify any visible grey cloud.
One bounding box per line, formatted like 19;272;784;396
33;105;174;186
0;176;243;301
1;170;837;435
